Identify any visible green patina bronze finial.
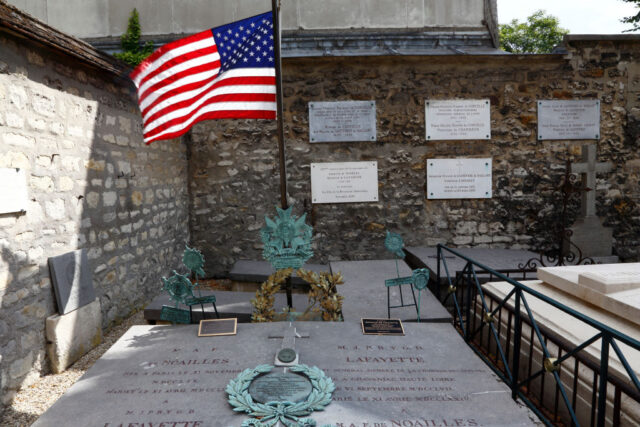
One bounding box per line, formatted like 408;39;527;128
261;205;313;270
384;231;405;259
411;268;430;323
160;245;219;324
182;245;205;278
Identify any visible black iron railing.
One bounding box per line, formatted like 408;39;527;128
435;244;640;427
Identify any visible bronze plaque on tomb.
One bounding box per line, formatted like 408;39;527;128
361;318;405;335
198;318;237;337
248;372;313;403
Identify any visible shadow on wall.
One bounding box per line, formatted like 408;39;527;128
0;26;190;414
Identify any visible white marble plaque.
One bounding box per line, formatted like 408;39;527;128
309;101;376;142
427;158;492;199
425;99;491;141
311;161;378;204
0;168;28;214
538;100;600;140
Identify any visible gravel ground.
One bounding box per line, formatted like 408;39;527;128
1;310;147;427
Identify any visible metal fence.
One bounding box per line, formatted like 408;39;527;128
434;244;640;427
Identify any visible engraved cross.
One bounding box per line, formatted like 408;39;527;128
571;144;612;218
268;323;308;366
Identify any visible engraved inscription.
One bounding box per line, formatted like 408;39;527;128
427;158;492;199
311;161;378;204
309;101;376;142
538;100;600;140
249;372;313;403
425;100;491;141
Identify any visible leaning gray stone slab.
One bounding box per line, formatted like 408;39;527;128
331;260;451;322
33;322;539;426
229;259;330;286
46;297;102;373
144;290;314;323
47;249;95;314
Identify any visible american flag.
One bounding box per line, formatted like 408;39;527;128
131;12;276;144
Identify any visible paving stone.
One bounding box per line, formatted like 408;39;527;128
33;322;539;426
330;260;451;322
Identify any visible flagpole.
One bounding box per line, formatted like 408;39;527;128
271;0;288;210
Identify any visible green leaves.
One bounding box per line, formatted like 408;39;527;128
499;10;568;54
113;8;154;67
227;364;335;426
621;0;640;32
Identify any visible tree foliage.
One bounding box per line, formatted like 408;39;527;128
499;10;568;54
621;0;640;32
113;8;154;67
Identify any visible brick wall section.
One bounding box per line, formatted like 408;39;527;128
190;39;640;276
0;33;189;404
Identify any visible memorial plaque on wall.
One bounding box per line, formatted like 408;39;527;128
311;161;378;204
427;158;492;199
309;101;376;142
538;100;600;140
0;168;28;214
425;99;491;140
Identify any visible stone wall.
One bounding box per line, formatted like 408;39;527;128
189;37;640;276
0;33;188;405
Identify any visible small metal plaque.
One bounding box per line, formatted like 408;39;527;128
198;318;237;336
425;99;491;141
160;306;191;324
248;372;313;403
385;276;413;287
427;158;492;199
0;168;28;214
361;318;405;335
309;100;376;142
277;348;297;363
538;100;600;140
311;161;379;204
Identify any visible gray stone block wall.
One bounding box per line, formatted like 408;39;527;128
0;34;189;405
189;41;640;277
6;0;490;38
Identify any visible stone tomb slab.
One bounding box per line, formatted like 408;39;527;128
537;263;640;327
229;259;330;286
404;247;540;282
144;290;313;323
34;322;539;426
330;260;451;322
47;249;95;314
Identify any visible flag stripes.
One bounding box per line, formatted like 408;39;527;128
130;12;276;144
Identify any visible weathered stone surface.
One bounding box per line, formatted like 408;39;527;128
404;246;540;281
144;290;313;324
190;40;640;277
330;259;451;322
34;322;539;426
0;27;189;408
45;298;102;373
537;263;640;327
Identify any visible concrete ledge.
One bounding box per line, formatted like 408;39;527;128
46;298;102;374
